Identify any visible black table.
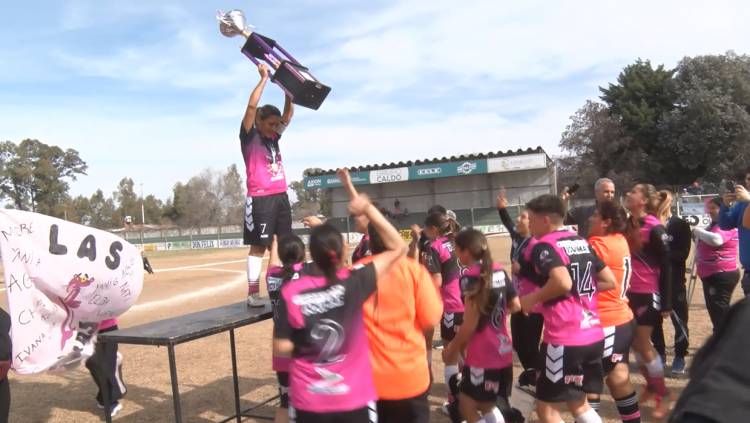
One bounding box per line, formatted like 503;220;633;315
98;301;275;423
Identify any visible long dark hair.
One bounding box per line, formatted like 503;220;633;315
309;224;344;284
425;212;460;240
625;184;672;252
455;229;494;316
596;201;627;235
278;234;306;281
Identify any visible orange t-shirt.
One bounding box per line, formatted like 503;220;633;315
589;234;634;327
357;255;443;400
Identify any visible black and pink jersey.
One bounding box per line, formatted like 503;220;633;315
425;236;463;313
460;262;516;369
268;262;312;372
240;124;287;197
351;234;371;264
525;229;604;346
276;263;378;413
629;215;671;303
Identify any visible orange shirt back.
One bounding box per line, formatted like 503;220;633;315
357;255;443;400
589;234;634;327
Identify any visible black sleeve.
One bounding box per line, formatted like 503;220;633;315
239;122;255;146
273;296;292;339
649;225;673;312
348;263;378;305
498;208;519;241
531;243;566;284
424;246;442;274
564;206;579;226
0;309;10;361
503;270;518;300
668;218;693;263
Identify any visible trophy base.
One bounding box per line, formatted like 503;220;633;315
273;61;331;110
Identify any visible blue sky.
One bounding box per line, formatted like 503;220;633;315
2;0;750;201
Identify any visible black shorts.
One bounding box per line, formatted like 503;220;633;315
277;371;289;409
602;320;636;374
376;391;428;423
290;401;376;423
243;193;292;246
440;312;464;341
459;366;512;403
627;292;662;327
536;341;604;403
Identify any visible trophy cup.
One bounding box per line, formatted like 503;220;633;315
217;10;331;110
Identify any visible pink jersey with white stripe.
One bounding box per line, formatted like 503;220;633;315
240;125;287;197
525;229;604;346
278;264;377;413
697;224;739;279
461;263;516;369
629;215;664;294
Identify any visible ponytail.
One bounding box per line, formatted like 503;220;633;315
425;212;461;241
455;229;494;315
656;190;673;224
278;234;306;281
309;224;344;285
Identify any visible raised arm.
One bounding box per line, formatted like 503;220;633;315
496;189;519;240
348;194;406;277
337;168;358;201
242;64;270;132
281;94;294;126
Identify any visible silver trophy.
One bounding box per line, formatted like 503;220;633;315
217;10;330;110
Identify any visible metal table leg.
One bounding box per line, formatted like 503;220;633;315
167;344;183;423
230;329;241;423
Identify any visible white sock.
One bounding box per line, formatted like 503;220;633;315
483;407;505;423
247;255;262;295
444;364;459;382
645;356;664;377
575;408;602;423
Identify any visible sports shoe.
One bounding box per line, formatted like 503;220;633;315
97;401;123;417
246;293;264;307
671;355;686;375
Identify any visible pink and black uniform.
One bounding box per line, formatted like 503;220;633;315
240;123;292;246
695;223;740;329
351;234;371;264
267;262;312;408
459;263;516;403
275;264;378;422
425;236;464;341
525;229;605;403
626;214;672;327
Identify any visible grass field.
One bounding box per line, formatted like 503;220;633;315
1;237;738;422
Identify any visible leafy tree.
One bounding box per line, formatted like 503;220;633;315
0;139;87;216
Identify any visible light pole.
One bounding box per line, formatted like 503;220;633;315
140;183;145;247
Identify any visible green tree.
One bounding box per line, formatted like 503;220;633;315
289;169;331;219
600;59;676;181
0;139;87;216
89;189;119;229
658;52;750;183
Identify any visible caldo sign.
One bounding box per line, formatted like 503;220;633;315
370;167;408;184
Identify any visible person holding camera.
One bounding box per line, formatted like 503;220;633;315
718;171;750;296
562;178;616;237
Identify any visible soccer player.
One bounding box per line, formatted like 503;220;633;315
519;194;616;423
587;201;641;422
623;184;673;419
273;193;406;422
240;63;294;307
443;229;520;423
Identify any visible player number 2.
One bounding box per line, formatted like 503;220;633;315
311;319;345;364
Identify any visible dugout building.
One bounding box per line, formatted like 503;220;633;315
303;147;557;232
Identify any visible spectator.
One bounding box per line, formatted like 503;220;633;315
562;178;616;237
718;169;750;295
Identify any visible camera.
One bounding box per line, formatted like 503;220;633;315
567;183;580;195
726;180;736;192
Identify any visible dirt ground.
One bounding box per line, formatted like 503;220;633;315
1;237;739;422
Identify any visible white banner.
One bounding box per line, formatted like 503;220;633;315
0;210;143;374
487;153;547;173
369;167;409;184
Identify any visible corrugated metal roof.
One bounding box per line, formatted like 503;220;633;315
304;146;548;176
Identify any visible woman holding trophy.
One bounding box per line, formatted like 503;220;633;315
241;62;294;307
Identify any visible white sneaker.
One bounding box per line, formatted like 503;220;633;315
246;293;264;307
97;401;123;417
